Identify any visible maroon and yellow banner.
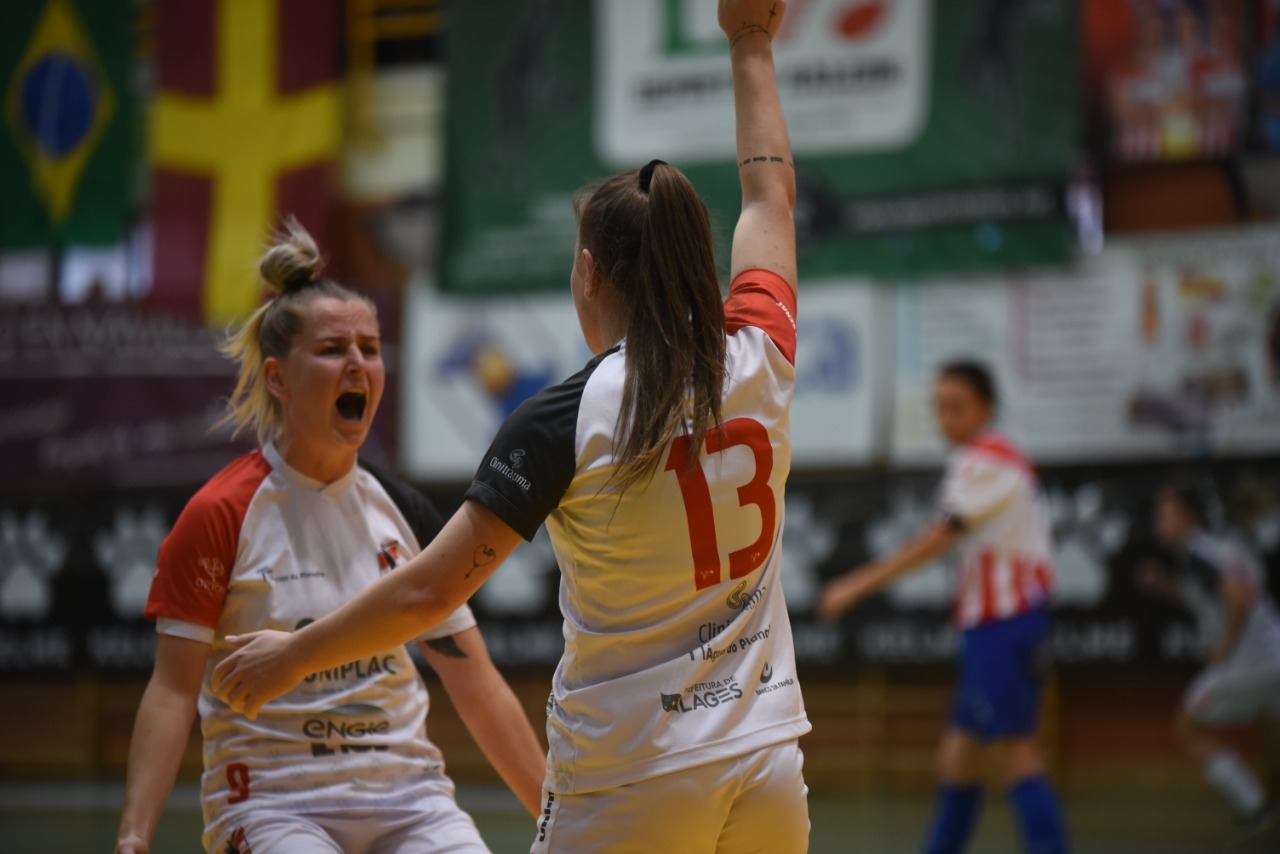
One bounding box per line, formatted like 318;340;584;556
149;0;342;325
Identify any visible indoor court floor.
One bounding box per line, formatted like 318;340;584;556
0;783;1275;852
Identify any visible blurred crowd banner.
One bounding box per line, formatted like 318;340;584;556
0;0;133;250
440;0;1078;293
2;460;1276;672
1084;0;1248;162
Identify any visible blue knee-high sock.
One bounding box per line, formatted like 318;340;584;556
923;784;982;854
1007;776;1068;854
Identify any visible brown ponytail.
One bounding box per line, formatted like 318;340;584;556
217;216;376;446
575;161;727;492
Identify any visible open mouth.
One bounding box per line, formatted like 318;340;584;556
335;391;367;423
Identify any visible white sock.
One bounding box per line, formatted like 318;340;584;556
1203;749;1266;817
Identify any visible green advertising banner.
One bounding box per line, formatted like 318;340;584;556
0;0;134;250
441;0;1078;294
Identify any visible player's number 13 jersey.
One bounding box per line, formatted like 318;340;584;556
466;269;811;794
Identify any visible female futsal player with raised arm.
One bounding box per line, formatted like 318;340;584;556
818;361;1068;854
114;222;545;854
213;1;809;850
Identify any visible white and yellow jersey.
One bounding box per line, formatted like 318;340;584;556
465;269;810;795
144;443;474;850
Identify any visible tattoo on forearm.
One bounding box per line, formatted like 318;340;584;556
728;4;780;47
739;155;793;168
425;635;468;659
465;544;497;579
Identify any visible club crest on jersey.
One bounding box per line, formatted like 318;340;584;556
377;540;404;574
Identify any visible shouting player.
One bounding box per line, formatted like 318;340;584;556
1138;485;1280;839
211;1;810;851
818;360;1068;854
114;221;545;854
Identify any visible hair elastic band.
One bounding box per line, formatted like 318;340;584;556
638;159;667;192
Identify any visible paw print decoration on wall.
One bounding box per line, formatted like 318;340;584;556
93;506;169;620
0;510;69;621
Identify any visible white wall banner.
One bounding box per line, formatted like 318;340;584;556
892;227;1280;464
400;279;887;482
595;0;931;166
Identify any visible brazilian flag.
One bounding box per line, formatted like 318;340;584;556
0;0;133;250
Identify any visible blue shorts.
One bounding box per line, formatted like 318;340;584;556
950;609;1053;742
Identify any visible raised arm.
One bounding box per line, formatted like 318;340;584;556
212;500;523;719
720;0;796;292
116;635;208;854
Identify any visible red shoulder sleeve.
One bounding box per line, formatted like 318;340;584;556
143;452;270;629
724;268;797;365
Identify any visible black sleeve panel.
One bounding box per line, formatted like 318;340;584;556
359;458;446;551
463;351;611;541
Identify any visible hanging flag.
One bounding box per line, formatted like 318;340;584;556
149;0;342;326
0;0;132;250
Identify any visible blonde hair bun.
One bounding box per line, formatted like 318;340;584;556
259;215;324;293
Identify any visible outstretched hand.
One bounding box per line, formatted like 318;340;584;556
816;564;882;622
210;630;303;720
719;0;787;46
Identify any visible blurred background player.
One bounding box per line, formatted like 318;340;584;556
209;1;810;850
818;360;1067;854
1137;484;1280;839
114;221;545;854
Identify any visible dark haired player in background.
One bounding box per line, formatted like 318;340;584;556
1138;485;1280;839
819;359;1068;854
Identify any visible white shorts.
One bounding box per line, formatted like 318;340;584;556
529;739;809;854
211;797;490;854
1184;663;1280;726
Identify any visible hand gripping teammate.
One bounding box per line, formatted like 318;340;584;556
114;221;545;854
1137;485;1280;841
212;2;812;851
818;361;1069;854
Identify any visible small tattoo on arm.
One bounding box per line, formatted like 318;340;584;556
739;155;794;168
424;635;468;659
728;22;771;47
465;544;497;579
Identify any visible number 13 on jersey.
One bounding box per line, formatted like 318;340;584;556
666;417;776;591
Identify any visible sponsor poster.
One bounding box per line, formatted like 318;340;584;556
441;0;1077;292
399;279;886;482
892;227;1280;464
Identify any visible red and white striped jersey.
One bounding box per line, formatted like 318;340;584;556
144;444;475;850
939;432;1054;630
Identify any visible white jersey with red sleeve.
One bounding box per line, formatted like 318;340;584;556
144;444;475;851
938;431;1055;630
464;268;810;795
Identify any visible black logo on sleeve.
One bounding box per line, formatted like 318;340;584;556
488;452;532;491
760;661;773;683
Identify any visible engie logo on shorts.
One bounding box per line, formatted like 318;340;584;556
660;676;744;714
594;0;931;166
